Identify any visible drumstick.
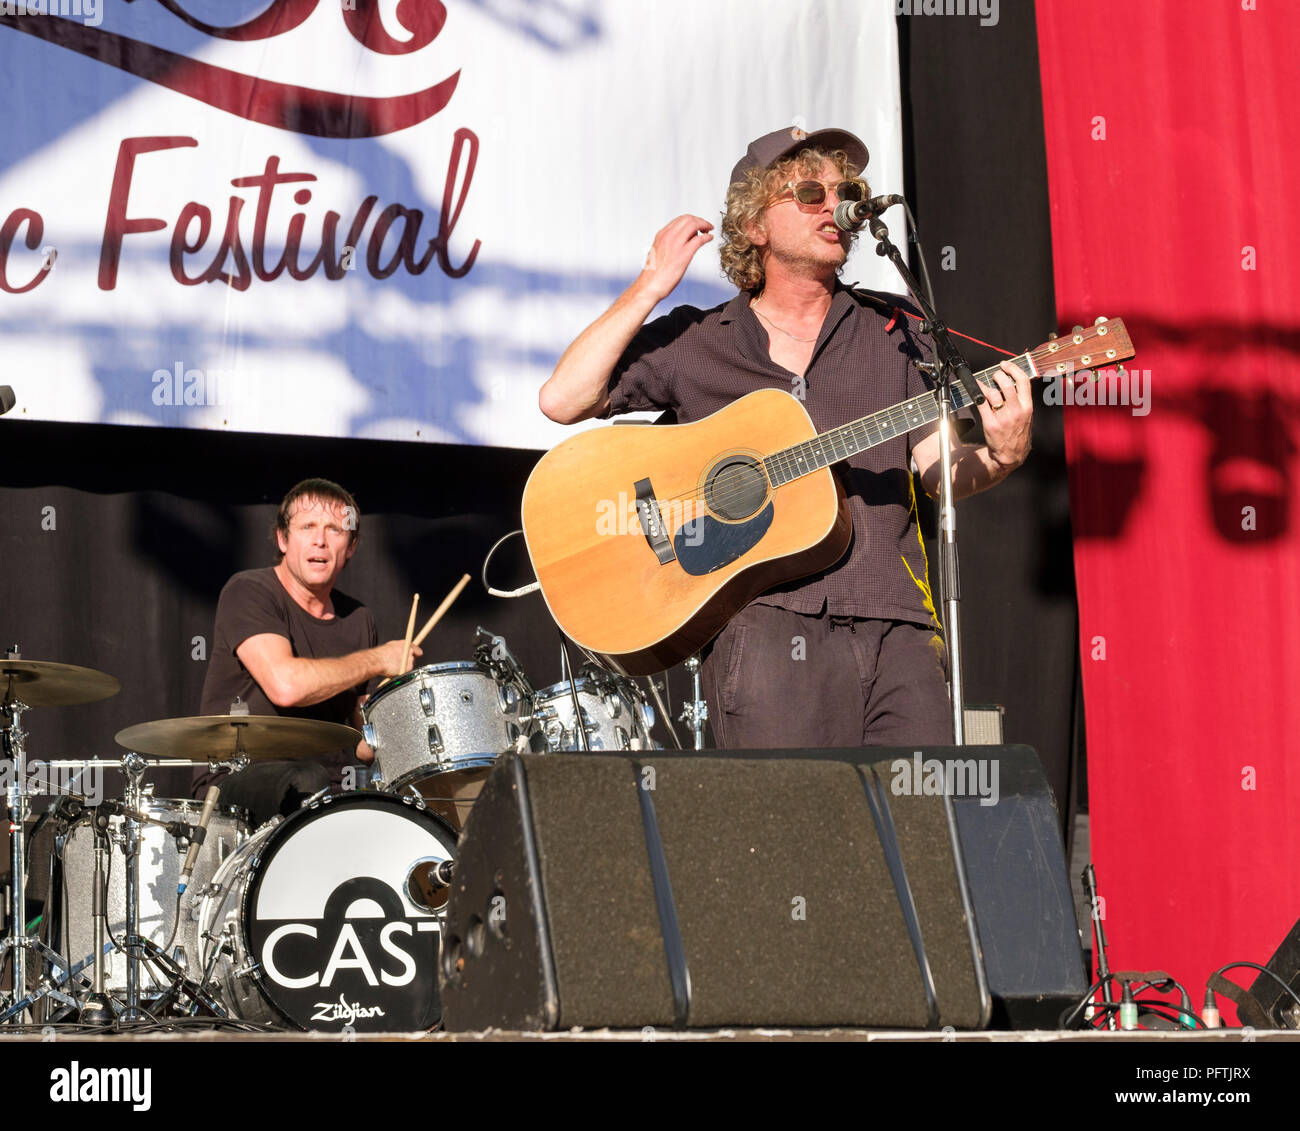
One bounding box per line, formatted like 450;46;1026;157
411;574;471;649
399;593;419;673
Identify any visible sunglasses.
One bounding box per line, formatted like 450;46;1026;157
768;178;869;210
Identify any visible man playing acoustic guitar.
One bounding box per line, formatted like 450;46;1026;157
539;126;1032;748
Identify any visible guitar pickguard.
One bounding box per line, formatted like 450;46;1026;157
672;504;774;576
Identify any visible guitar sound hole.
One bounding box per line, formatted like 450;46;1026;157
705;457;767;521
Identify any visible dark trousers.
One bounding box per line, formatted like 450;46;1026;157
700;606;953;749
195;760;333;830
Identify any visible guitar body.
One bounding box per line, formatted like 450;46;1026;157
522;389;851;676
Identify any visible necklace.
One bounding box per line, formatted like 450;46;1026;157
751;295;818;343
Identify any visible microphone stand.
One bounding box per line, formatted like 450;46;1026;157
865;207;983;744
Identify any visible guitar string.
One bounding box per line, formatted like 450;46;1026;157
636;365;1007;516
629;375;987;518
630;362;1012;517
622;337;1121;519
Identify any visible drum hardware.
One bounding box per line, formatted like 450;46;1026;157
82;836;113;1026
1;652;121;1025
406;857;454;913
212;753;250;777
54;757;241;1023
475;626;534;696
677;654;708;750
190;931;232;1015
121;751;150;1020
557;637;591;752
642;673;684;750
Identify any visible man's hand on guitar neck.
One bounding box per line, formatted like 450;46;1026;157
913;359;1034;499
540;214;713;425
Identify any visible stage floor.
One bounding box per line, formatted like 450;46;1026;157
3;1027;1298;1042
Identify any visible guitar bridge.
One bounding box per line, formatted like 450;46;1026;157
634;478;676;564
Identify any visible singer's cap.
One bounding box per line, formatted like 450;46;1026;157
730;126;870;186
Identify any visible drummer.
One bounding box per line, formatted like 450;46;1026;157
193;478;419;825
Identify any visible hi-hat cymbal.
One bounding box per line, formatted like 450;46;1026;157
0;659;121;708
114;715;361;761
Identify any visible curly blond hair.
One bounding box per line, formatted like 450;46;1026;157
719;147;868;293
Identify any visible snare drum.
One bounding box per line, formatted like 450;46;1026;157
362;662;534;829
195;792;457;1032
533;669;657;752
57;797;248;993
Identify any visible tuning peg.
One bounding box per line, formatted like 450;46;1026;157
1048;331;1058;340
1094;315;1108;325
1116;363;1127;378
1071;325;1084;334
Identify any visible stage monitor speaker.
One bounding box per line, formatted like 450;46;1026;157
440;750;1004;1031
945;746;1088;1027
1246;918;1300;1028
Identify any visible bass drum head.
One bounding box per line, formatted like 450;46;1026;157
240;792;457;1033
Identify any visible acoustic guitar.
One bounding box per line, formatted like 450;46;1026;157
523;317;1134;676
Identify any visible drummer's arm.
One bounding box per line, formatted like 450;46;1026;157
236;634;420;709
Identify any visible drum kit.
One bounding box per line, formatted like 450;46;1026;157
0;630;664;1033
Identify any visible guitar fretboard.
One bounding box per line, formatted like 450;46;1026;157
762;359;1025;486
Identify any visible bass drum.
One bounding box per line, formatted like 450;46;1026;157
196;792;457;1032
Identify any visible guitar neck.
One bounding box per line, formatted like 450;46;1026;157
761;315;1134;485
762;359;1016;487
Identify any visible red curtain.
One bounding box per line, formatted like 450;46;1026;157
1037;0;1300;1022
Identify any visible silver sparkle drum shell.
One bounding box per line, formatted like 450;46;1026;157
361;662;532;791
57;798;248;993
532;671;657;752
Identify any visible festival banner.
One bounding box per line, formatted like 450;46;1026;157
0;0;905;448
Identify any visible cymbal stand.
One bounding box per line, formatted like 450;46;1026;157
677;654;708;750
120;750;149;1021
0;697;80;1024
115;756;232;1021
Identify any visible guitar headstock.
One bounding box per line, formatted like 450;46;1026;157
1025;317;1134;379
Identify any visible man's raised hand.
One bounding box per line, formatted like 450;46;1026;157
638;215;714;302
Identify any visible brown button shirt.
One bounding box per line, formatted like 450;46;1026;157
602;284;940;625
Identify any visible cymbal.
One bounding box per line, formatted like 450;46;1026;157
0;659;122;708
114;715;361;761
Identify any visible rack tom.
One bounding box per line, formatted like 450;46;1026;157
361;661;534;829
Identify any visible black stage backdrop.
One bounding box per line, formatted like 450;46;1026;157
0;10;1082;837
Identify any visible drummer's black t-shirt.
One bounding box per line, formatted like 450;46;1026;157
196;568;377;792
200;567;377;722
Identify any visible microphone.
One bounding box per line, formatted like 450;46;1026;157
178;785;220;894
833;194;906;232
0;387;15;416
